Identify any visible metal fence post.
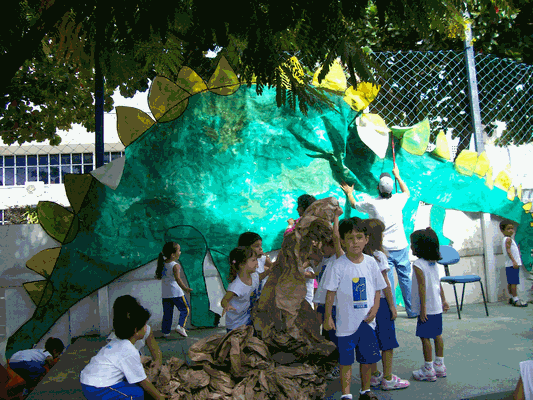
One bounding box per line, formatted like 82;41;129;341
464;15;498;303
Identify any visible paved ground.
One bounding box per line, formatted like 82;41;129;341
27;301;532;400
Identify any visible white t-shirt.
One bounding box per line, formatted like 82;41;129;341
313;255;338;305
225;273;260;330
352;193;409;251
520;360;533;400
411;258;442;315
305;266;315;306
373;250;390;298
161;261;184;298
107;325;151;353
10;349;51;363
80;339;147;387
502;236;522;267
322;254;387;337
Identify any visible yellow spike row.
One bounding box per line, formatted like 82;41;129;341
116;106;155;147
312;60;347;92
432;130;450;160
517;184;522;201
177;66;208;95
23;280;54;307
392;118;430;156
64;174;94;214
523;202;532;212
343;82;381;112
149;77;190;122
454;150;478;176
485;166;494;189
207;56;240;96
474;151;490;177
494;169;512;191
37;201;79;244
26;248;61;278
507;186;516;201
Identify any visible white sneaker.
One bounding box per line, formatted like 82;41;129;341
381;374;410;390
176;325;188;337
326;366;340;380
163;333;170;338
370;371;383;387
434;363;447;377
412;365;437;382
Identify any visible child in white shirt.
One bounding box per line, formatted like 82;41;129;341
221;246;271;332
410;227;449;382
80;297;166;400
500;220;528;307
323;217;387;400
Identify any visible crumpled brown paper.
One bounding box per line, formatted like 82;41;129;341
145;325;328;399
253;197;340;361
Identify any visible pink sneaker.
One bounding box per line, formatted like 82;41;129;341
381;374;410;390
434;363;447;377
412;365;437;382
370;371;383;387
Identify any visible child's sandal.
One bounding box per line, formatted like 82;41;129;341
513;299;528;307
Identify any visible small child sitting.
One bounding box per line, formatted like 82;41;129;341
9;337;64;387
80;298;167;400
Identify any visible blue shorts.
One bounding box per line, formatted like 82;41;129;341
9;360;46;382
375;297;399;351
317;304;338;347
81;380;144;400
506;267;520;285
337;322;381;366
416;313;443;339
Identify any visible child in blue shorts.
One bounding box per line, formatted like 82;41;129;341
500;220;528;307
323;217;387;400
410;228;450;382
363;219;409;391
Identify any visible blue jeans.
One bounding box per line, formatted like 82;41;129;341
387;247;415;317
162;296;190;334
81;380;144;400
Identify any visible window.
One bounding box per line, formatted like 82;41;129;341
83;153;93;165
50;166;60;184
61;154;71;165
27;155;37;166
5;156;14;167
28;167;38;182
50;154;59;166
16;168;26;185
39;167;49;184
111;152;122;161
4;168;14;185
16;155;26;167
39;155;48;165
0;168;3;186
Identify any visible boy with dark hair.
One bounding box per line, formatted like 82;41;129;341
500;220;528;307
9;337;65;386
323;218;387;400
80;297;167;400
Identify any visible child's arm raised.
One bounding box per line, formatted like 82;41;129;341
220;291;236;316
414;266;427;322
392;165;409;196
324;290;336;331
138;378;167;399
505;237;520;269
364;290;381;323
173;263;193;293
340;182;357;208
145;329;163;372
440;283;449;313
382;271;397;321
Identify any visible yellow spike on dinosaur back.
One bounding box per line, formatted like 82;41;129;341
26;248;61;278
474;151;490;177
149;77;190;122
116;106;155;147
454;150;478;176
207;56;240;96
432;130;450;160
37;201;79;244
23;280;53;306
177;67;208;95
64;174;94;214
312;60;347;92
494;166;512;191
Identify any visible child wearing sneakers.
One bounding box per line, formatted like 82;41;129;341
363;219;410;391
500;220;528;307
410;228;449;382
323;217;387;400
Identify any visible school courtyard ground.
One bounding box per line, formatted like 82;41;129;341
27;301;533;400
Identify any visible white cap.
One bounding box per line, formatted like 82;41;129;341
378;174;394;194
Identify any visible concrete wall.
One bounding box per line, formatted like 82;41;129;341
1;208;532;365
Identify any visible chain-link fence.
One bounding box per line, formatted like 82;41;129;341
368;50;533;160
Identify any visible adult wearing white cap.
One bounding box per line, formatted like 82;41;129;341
341;165;415;318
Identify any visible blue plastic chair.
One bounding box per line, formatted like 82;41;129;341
438;245;489;319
